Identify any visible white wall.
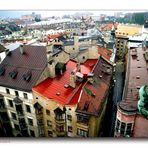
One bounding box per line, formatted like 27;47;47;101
0;52;6;63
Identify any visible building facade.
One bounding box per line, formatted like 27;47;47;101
0;27;113;137
32;53;113;137
114;40;148;137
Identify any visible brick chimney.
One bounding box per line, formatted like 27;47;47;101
46;41;53;61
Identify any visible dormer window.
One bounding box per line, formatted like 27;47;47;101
0;66;5;76
9;70;18;79
23;71;32;82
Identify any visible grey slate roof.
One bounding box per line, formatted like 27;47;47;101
0;45;47;92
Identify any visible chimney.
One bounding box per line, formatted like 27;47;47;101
5;49;10;56
74;35;79;51
46;43;53;61
87;73;94;84
20;45;24;54
69;71;76;88
76;62;81;72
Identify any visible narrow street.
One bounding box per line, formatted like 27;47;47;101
102;62;125;137
109;62;125;136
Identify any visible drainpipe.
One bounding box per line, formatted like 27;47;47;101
63;106;67;137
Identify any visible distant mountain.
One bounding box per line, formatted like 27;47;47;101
73;12;93;17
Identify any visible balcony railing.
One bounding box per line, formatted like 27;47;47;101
77;119;89;126
76;122;89;130
56;131;66;137
55;117;65;124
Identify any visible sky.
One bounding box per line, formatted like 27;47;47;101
0;0;148;19
0;10;146;19
0;10;116;18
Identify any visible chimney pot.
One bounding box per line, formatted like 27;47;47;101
20;45;24;54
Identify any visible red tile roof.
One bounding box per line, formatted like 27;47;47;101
47;32;68;40
101;23;119;30
48;34;60;40
33;59;97;105
98;47;112;61
76;56;113;116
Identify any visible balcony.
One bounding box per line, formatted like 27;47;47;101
76;121;89;130
56;131;66;137
55;118;65;124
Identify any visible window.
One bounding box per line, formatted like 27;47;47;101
48;131;53;137
77;114;89;124
15;91;19;97
0;99;5;109
14;124;20;131
125;123;132;136
56;125;64;132
23;93;28;99
77;128;88;137
8;99;13;107
120;122;126;135
28;118;33;126
68;126;72;132
115;119;120;132
55;114;63;120
47;120;52;127
6;88;10;94
11;112;17;120
82;56;85;60
26;105;31;113
30;130;35;137
46;110;50;115
115;119;133;136
67;115;72;121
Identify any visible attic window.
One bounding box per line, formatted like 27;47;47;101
136;76;140;79
99;75;102;78
9;70;18;79
102;64;106;67
23;71;32;82
136;86;141;89
0;67;5;76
